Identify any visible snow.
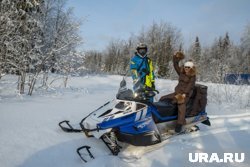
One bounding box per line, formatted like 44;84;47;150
0;75;249;167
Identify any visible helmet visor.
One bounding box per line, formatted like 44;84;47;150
138;48;147;56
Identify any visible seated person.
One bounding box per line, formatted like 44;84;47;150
160;52;196;133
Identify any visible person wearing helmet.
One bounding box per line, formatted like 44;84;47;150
160;51;196;133
130;43;155;101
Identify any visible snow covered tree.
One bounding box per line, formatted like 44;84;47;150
0;0;43;94
102;39;132;74
119;39;134;73
204;33;232;83
0;0;83;95
198;32;243;83
240;23;250;73
27;0;83;94
138;22;183;78
187;37;202;80
103;41;119;73
188;36;201;63
89;22;182;77
83;51;103;73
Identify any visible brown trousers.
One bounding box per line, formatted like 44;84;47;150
160;93;190;125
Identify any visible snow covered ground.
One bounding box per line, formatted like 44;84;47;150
0;75;249;167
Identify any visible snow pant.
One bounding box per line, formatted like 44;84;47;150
160;93;190;125
176;101;187;125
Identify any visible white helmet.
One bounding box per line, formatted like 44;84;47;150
136;43;147;57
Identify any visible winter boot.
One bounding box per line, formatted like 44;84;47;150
175;123;183;133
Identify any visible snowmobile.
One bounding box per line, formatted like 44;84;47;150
59;78;211;162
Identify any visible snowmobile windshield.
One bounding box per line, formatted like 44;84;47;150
116;77;157;101
133;78;157;101
116;77;144;100
116;77;134;100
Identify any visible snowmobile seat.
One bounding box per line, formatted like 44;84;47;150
152;84;207;123
152;100;178;123
153;100;178;117
152;98;194;123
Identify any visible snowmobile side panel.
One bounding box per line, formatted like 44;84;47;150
98;112;137;129
117;130;161;146
115;113;161;146
118;116;158;135
98;105;149;130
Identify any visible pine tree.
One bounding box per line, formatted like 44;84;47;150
240;23;250;73
187;36;202;80
191;36;201;64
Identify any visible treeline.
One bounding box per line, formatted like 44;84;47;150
0;0;83;95
84;22;250;83
1;1;249;96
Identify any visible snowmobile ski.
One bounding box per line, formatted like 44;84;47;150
76;145;94;163
58;120;82;132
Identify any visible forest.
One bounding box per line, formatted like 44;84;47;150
1;0;250;96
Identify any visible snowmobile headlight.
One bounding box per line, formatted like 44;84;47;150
134;93;138;98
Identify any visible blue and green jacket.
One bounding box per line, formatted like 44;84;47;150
130;54;155;88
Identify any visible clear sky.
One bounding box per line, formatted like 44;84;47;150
66;0;250;51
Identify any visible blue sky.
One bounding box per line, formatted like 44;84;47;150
67;0;250;51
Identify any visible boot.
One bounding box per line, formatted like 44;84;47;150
175;123;182;133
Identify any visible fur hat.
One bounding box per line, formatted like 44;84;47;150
182;60;196;76
184;61;194;68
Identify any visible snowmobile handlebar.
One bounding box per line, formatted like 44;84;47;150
134;87;159;101
145;87;159;94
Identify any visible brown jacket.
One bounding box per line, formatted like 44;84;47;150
173;56;196;98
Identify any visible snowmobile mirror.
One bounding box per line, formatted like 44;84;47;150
120;78;126;88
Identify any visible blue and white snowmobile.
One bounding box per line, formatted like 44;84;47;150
59;78;210;162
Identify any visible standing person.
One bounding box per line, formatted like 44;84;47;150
160;51;196;132
130;43;155;101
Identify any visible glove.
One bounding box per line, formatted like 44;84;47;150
174;93;185;104
174;51;185;60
